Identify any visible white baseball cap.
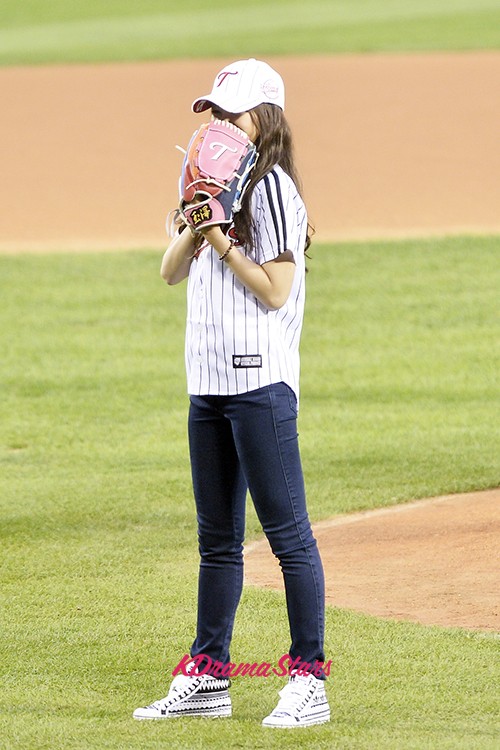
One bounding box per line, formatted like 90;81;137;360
192;58;285;114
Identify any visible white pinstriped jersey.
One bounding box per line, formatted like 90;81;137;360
185;165;307;402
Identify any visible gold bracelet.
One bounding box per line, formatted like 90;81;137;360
218;241;234;261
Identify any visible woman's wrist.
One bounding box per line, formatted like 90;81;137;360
200;225;235;260
218;241;234;261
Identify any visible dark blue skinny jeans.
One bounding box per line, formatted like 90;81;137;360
188;382;326;669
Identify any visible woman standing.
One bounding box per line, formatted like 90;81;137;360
134;58;330;729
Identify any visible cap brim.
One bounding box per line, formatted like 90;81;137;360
191;94;248;115
191;97;212;113
191;93;284;114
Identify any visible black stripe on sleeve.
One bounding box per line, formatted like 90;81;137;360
270;169;287;251
263;172;285;254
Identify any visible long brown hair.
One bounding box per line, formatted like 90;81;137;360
233;103;314;254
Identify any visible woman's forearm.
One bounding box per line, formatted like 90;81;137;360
224;246;295;310
202;227;295;310
160;227;197;285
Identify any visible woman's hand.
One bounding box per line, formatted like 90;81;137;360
199;225;227;249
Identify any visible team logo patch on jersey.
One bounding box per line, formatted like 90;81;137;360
232;355;262;368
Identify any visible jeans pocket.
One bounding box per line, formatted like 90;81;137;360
287;387;298;417
275;382;298;417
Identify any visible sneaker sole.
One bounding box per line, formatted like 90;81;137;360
134;703;232;720
134;711;231;720
262;708;330;728
262;716;330;728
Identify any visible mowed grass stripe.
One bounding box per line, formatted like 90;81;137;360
0;0;499;64
3;0;499;28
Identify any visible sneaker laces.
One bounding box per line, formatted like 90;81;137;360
146;661;204;709
271;673;317;717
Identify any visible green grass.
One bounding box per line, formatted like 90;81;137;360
300;236;500;516
1;236;499;749
0;0;499;65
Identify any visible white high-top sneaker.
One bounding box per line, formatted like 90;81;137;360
262;671;330;728
133;661;231;720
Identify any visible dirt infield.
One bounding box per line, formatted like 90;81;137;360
1;54;498;631
1;52;499;251
245;489;500;632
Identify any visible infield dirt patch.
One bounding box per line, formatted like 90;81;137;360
1;53;498;631
245;489;500;632
1;52;499;251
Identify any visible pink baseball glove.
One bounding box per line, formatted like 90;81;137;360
178;119;258;231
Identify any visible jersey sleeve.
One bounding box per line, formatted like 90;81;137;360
251;168;305;265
